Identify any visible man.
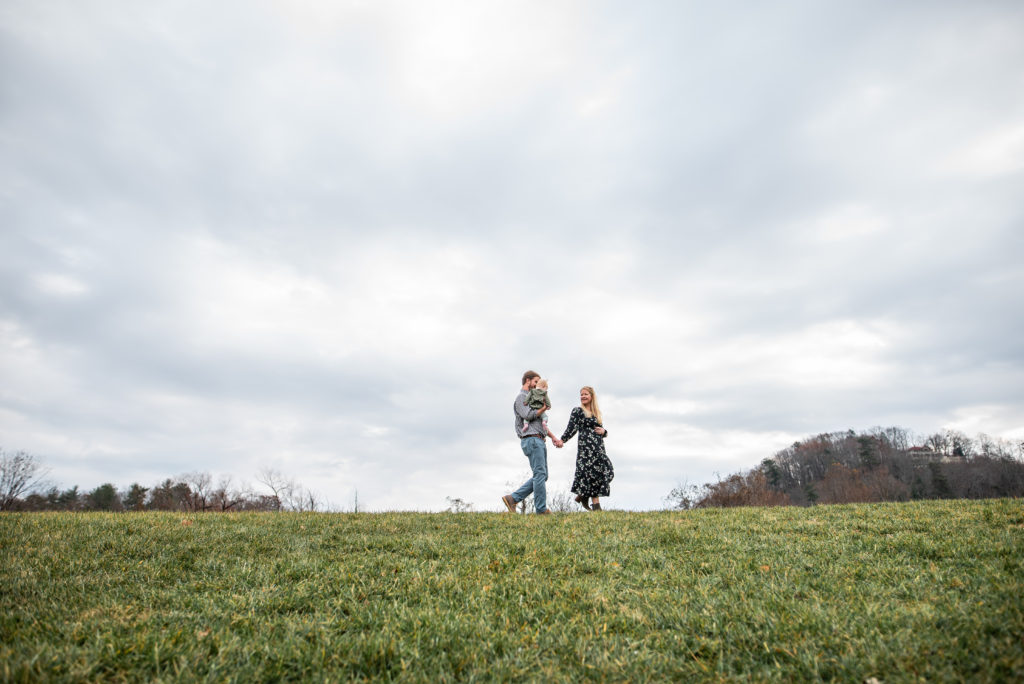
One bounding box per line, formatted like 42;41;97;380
502;370;563;514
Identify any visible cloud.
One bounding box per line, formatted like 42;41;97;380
940;123;1024;178
2;1;1023;510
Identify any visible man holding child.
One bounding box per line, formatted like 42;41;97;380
503;370;563;515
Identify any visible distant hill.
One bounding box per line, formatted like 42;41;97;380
668;427;1024;509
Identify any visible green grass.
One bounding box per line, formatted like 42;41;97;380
2;500;1022;682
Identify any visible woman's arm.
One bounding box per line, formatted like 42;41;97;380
560;408;580;443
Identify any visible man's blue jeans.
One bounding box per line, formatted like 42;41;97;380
511;437;547;513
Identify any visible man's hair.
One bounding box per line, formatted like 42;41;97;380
522;370;540;386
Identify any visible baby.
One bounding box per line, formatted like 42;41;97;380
526;378;552;414
527;379;561;444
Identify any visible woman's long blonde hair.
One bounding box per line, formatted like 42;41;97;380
580;386;603;424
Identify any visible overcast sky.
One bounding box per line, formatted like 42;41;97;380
2;1;1022;511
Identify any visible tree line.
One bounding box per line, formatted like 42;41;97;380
6;426;1023;513
666;427;1024;509
0;449;320;512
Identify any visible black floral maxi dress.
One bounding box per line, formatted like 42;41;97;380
560;407;614;498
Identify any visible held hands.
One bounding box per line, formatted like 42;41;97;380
554;439;564;448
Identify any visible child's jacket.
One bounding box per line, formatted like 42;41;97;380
526;388;551;410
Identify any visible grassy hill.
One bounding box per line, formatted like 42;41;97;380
2;500;1022;682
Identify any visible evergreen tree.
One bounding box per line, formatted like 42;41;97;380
123;483;149;511
761;458;782;489
87;483;122;511
858;436;881;469
928;462;952;498
804;483;819;504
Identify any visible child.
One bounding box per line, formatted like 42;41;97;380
526;379;559;441
526;378;552;413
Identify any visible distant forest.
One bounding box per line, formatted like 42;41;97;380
0;455;321;513
666;427;1024;509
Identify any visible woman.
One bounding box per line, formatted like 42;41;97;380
559;386;614;511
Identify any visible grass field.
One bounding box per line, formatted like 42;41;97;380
2;500;1023;682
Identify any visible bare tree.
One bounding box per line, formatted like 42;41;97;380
255;468;290;511
209;476;248;512
0;449;49;511
183;472;213;512
546;488;576;512
664;480;699;510
926;431;950;455
445;496;474;513
255;468;319;512
945;429;975;459
292;488;321;512
878;426;911;452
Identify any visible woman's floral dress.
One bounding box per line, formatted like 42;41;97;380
560;407;614;498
